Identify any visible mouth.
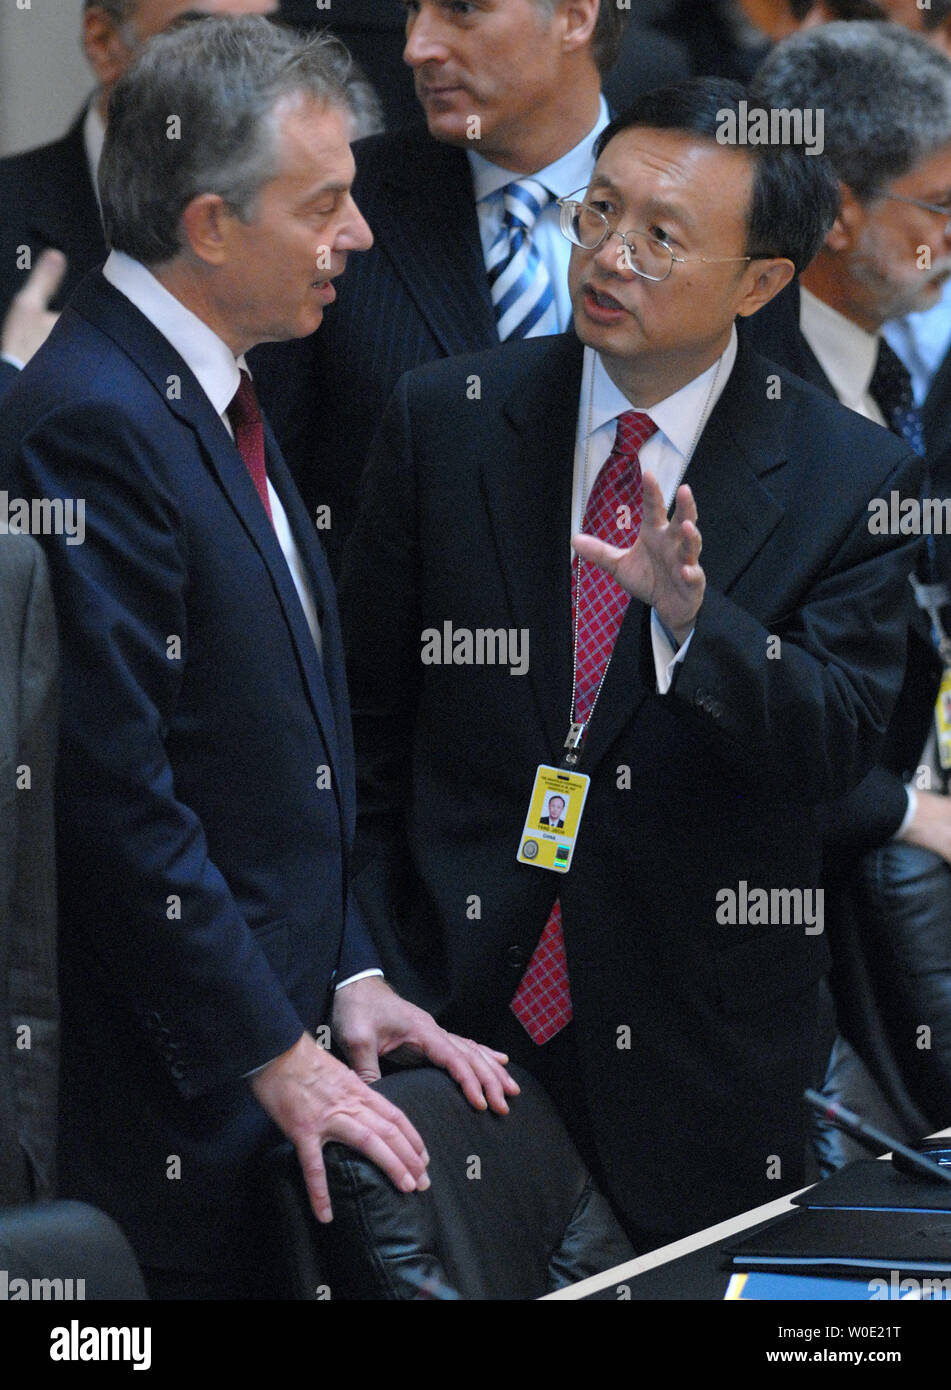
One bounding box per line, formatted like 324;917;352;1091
581;284;629;323
310;277;337;303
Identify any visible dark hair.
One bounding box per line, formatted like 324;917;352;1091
593;77;841;274
789;0;886;17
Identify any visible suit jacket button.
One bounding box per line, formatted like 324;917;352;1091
505;945;528;970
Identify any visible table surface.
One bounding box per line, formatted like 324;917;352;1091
544;1126;951;1301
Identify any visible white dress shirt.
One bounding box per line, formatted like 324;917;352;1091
799;286;887;427
574;329;738;696
467;97;610;334
798;286;918;836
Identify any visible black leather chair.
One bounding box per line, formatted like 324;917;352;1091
264;1064;634;1299
0;1200;147;1299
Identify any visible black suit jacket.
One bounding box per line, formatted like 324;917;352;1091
743;282;950;853
0;271;377;1274
338;331;922;1240
0;111;106;325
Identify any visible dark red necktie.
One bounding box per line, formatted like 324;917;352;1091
510;409;656;1044
227;369;273;525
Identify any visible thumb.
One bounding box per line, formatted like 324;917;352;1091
20;248;67;309
344;1031;382;1085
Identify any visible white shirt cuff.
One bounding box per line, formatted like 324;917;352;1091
651;610;695;694
1;353;25;371
894;785;918;840
335;967;384;991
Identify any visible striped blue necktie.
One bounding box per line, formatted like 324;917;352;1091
486;179;558;341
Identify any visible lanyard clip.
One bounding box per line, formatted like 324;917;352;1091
563;722;586;767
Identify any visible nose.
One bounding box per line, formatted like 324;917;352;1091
338;196;374;253
593;231;634;280
404;4;449;68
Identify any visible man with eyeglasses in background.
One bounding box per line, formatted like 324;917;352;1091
745;21;951;1161
337;77;923;1248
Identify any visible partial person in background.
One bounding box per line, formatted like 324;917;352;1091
0;534;58;1209
0;2;287;392
253;0;630;573
745;20;951;1157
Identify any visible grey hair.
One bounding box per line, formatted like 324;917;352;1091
100;15;355;265
751;20;951;203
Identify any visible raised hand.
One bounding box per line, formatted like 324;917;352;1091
572;470;705;646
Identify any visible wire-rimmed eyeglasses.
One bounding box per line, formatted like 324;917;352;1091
557;190;772;282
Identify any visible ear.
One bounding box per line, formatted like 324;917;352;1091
734;257;796;319
823;182;866;254
83;5;133;91
179;194;236;267
557;0;599;55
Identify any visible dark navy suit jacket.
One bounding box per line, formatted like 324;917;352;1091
0;271;377;1273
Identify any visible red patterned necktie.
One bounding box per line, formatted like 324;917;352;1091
510;409;656;1045
227;369;274;525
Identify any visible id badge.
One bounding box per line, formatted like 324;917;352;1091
936;668;951;771
516;765;590;873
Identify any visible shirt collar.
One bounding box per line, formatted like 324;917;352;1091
467;94;610;203
102;248;245;416
585;325;738;457
83;100;106;209
799;285;880;403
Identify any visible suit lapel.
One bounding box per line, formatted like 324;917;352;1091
581;337;788;775
485;336;581;762
71;275;344;784
366;135;498;355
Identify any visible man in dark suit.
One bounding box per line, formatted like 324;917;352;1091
0;1;278;390
253;0;633;571
0;17;513;1298
338;79;923;1248
0;535;58;1210
744;21;951;1150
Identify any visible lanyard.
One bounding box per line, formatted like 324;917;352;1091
563;349;724;767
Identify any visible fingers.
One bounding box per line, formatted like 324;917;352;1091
572;532;625;574
296;1139;333;1224
640;470;668;525
363;1084;429;1164
17;248;67;310
328;1105;430;1198
436;1033;519;1115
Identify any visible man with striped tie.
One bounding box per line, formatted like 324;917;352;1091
338;78;925;1249
251;0;628;572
